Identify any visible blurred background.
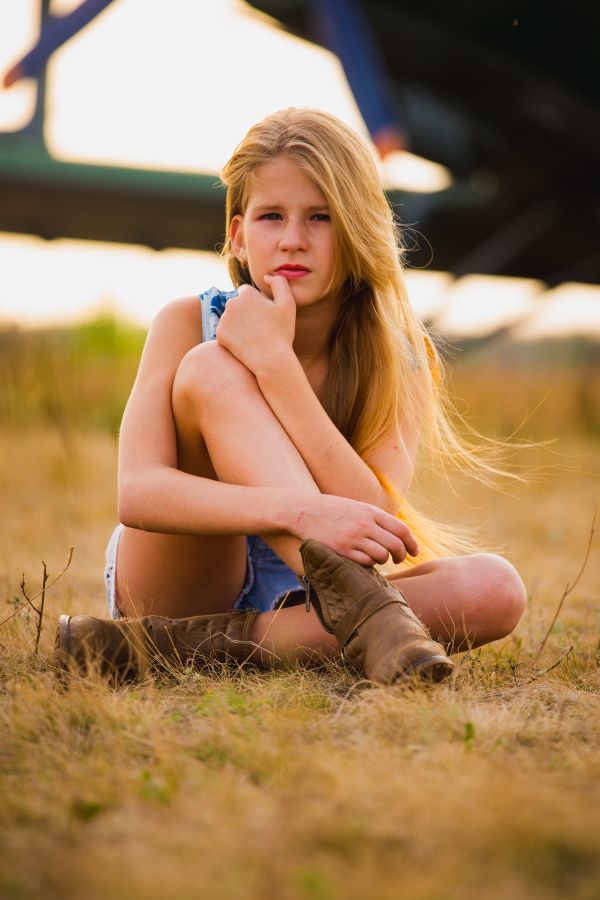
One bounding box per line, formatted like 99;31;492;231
0;0;599;434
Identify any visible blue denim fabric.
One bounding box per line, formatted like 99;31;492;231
234;535;304;612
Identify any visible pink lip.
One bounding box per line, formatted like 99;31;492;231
274;266;310;279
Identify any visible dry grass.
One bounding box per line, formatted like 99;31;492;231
1;329;600;899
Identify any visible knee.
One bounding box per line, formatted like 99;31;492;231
471;553;527;639
173;341;254;406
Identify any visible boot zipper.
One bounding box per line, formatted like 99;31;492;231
302;575;311;612
302;575;334;634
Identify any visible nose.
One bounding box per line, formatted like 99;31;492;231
278;217;308;252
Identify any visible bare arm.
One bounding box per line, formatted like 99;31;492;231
216;276;420;515
117;297;301;536
255;352;416;513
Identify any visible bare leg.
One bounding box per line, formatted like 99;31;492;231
169;343;526;662
173;341;315;574
116;338;317;619
389;553;527;652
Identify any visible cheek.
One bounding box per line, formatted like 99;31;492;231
248;233;272;259
322;236;335;266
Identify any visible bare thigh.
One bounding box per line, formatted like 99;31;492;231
115;437;248;618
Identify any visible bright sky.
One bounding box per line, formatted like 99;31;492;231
0;0;599;336
46;0;364;173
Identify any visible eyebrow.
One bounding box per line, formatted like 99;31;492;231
252;203;330;212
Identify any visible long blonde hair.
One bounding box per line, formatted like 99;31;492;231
220;108;506;564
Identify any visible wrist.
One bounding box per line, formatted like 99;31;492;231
263;488;311;538
254;346;300;384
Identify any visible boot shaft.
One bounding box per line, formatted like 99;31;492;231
300;539;454;685
300;538;414;636
55;608;260;682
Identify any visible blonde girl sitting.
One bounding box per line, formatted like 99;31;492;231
55;108;526;685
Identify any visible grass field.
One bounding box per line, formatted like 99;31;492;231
1;322;599;900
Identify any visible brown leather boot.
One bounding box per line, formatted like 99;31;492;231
300;539;454;685
54;609;260;683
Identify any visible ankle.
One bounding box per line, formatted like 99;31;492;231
248;611;281;668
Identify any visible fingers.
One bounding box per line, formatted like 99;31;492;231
375;512;419;557
370;524;410;564
296;496;418;567
357;538;393;566
235;284;253;296
347;548;379;567
235;284;261;303
264;273;296;307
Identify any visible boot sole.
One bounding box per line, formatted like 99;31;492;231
54;615;73;682
58;615;72;655
392;654;455;685
54;614;72;664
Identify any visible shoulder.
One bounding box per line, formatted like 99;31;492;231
140;296;204;370
150;295;202;337
151;287;237;344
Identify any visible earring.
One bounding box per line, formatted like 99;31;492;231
239;255;247;267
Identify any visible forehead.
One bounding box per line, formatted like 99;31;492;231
246;156;327;207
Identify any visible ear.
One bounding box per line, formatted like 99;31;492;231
230;214;246;261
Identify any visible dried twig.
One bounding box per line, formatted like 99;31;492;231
20;546;74;608
532;507;596;666
20;561;49;656
525;645;574;685
1;547;74;653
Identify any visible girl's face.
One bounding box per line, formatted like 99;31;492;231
230;156;337;308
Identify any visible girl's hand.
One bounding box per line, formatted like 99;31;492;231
288;492;419;567
216;275;296;375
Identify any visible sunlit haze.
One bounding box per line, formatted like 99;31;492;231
44;0;365;174
435;276;544;338
0;1;598;337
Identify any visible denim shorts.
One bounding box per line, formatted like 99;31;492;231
104;525;304;620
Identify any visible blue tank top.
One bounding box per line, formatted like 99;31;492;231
199;287;237;342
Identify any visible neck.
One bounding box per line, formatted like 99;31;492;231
293;292;343;368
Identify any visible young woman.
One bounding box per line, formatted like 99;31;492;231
55;108;526;684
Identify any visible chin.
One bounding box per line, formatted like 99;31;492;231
292;291;322;307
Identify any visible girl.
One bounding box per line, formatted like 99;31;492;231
55;108;526;684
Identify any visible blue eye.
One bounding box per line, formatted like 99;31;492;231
259;212;330;221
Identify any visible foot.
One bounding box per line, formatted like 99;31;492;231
54;609;261;684
300;539;454;685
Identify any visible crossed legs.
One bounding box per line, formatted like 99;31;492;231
116;341;526;666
